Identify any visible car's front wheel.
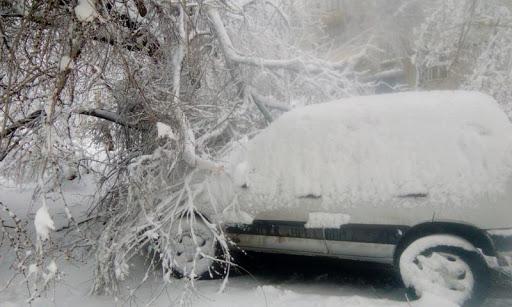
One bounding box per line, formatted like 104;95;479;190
160;217;225;280
398;234;490;307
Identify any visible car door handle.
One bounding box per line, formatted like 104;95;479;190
396;193;428;198
298;194;322;199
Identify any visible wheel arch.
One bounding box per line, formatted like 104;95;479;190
393;221;496;267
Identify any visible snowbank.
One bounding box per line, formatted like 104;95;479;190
227;91;512;210
0;258;463;307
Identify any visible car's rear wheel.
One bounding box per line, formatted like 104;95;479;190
398;235;490;307
161;217;226;279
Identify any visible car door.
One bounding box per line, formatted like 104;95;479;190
324;195;434;263
227;193;329;255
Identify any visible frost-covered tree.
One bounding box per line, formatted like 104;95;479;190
462;3;512;116
0;0;374;298
413;0;512;115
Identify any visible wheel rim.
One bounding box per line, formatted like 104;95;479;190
409;251;475;303
167;219;216;278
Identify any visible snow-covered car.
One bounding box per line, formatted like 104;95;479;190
167;91;512;306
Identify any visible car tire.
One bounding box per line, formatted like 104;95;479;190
155;217;227;280
398;235;490;307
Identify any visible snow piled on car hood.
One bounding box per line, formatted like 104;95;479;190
225;91;512;210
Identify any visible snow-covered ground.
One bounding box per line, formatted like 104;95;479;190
1;178;511;307
2;251;512;307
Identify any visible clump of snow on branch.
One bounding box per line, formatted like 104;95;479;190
34;205;55;241
156;122;177;140
59;55;74;72
75;0;98;22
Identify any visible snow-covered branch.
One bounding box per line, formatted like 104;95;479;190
171;6;221;171
207;7;347;74
76;108;136;128
249;88;291;111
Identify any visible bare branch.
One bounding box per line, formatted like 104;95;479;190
1;107;141;143
0;110;44;139
171;6;221;171
133;0;148;17
76;108;136;128
245;87;273;123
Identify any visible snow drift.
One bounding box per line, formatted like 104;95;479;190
223;91;512;212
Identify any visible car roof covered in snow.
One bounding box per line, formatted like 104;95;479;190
230;91;512;207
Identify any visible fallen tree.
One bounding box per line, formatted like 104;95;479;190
0;0;374;300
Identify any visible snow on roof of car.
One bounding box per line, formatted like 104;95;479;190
229;91;512;207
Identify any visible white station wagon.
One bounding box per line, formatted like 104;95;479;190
164;91;512;307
